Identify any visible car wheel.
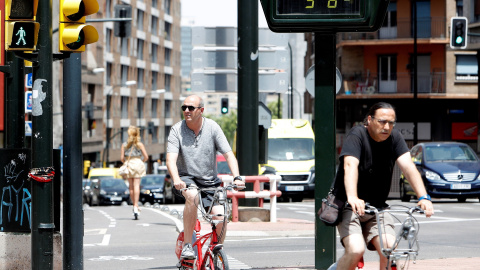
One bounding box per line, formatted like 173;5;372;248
457;197;467;203
399;182;411;202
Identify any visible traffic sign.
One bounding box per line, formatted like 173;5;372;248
25;91;32;113
25;73;33;88
260;0;390;32
25;121;32;136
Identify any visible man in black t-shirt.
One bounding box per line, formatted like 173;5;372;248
335;102;434;270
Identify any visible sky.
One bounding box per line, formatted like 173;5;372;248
181;0;268;28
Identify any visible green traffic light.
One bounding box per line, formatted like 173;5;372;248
221;107;228;114
455;36;463;44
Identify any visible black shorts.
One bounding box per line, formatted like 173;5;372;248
173;176;221;209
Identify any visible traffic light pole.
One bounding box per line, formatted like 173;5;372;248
5;53;25;148
31;0;55;268
314;33;337;270
62;53;84;270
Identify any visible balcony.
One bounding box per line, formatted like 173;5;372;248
339;17;446;41
340;72;446;97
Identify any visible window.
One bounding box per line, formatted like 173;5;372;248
106;29;112;52
164;0;171;15
152;126;158;143
137;97;145;119
165;48;171;66
151;44;158;63
151;98;158;118
152;0;158;8
106;62;112;85
456;55;478;81
165;100;171;118
121;65;128;85
137;39;144;59
151;16;158;35
165;22;171;40
165;74;171;92
121;96;129;119
121;37;128;56
137;68;144;89
380;2;397;39
137;10;144;31
152;71;158;89
378;55;397;93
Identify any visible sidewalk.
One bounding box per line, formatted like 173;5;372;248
155;204;480;269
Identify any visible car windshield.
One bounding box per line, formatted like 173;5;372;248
268;138;315;161
425;145;478;162
141;176;165;186
102;179;127;189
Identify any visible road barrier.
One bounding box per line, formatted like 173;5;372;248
221;175;282;222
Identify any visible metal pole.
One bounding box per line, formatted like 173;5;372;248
237;0;259;206
288;42;293;119
314;33;337;269
31;0;54;267
413;0;418;145
5;53;25;148
63;53;84;269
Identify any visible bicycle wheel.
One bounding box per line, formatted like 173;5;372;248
203;248;229;270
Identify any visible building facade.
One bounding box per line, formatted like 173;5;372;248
65;0;183;173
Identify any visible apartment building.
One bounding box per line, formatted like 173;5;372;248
305;0;478;152
72;0;183;171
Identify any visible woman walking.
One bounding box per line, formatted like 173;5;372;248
120;126;149;219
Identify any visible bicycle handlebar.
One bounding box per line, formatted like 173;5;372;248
364;203;425;215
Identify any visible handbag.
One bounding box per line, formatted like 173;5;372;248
318;190;345;226
317;174;345;226
119;147;132;177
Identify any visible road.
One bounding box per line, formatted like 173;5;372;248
83;198;480;269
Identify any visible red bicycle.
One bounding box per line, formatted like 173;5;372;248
175;185;236;270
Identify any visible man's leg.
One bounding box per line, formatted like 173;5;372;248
336;234;366;270
211;204;226;243
370;234;396;270
182;188;199;246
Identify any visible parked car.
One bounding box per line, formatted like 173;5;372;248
86;178;130;206
140;174;175;204
82;178;91;205
400;142;480;202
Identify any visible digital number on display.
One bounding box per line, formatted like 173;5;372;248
276;0;361;15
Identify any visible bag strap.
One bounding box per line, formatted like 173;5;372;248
125;145;133;163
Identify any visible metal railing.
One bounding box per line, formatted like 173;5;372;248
341;72;446;95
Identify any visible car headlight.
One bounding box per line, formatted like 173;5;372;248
425;170;442;181
100;189;106;195
142;190;151;195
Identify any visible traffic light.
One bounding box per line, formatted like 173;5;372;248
450;17;468;49
84;160;91;176
114;4;132;38
59;0;99;52
221;98;229;114
4;0;40;51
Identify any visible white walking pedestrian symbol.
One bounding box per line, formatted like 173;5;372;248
16;27;27;46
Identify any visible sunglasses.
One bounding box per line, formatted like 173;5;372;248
181;105;202;112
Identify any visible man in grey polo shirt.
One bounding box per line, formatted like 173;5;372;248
166;94;245;260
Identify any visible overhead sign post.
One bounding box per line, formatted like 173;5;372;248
261;1;390;269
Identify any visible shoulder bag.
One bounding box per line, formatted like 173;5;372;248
317;178;345;227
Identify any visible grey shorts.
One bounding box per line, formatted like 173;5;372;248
173;176;220;210
337;205;395;250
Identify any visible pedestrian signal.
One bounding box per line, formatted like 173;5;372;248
59;0;99;52
4;0;40;51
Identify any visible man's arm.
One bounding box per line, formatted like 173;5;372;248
396;152;434;217
166;152;185;190
223;151;245;188
344;155;365;215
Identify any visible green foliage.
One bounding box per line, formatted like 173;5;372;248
267;99;282;119
207;110;237;146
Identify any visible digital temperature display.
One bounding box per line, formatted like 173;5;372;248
276;0;361;16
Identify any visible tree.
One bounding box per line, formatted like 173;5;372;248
208;110;237;147
267;98;282;119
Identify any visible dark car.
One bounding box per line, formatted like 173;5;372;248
86;178;130;206
400;142;480;202
82;179;91;205
140;174;175;204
